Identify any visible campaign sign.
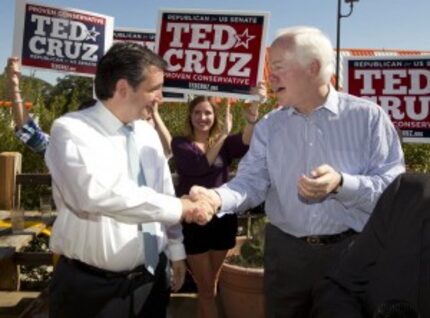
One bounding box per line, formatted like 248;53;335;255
114;28;186;102
162;91;187;102
344;56;430;143
156;9;269;100
114;27;156;51
13;1;114;76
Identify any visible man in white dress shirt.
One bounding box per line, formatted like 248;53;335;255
45;43;214;318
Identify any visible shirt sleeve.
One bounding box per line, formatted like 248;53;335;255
334;108;405;215
165;223;186;261
15;118;50;155
216;121;271;214
45;118;183;226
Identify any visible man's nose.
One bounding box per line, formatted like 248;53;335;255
155;89;163;103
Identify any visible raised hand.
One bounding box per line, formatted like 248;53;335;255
223;100;233;136
5;57;21;95
5;57;29;129
252;81;267;104
244;81;267;124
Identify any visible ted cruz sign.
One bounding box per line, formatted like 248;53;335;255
114;27;186;102
344;56;430;143
13;1;113;76
156;9;269;100
114;27;156;51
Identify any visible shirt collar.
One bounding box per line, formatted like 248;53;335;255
92;100;134;135
322;85;340;115
284;85;340;117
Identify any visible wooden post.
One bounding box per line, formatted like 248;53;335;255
0;247;20;290
0;152;22;210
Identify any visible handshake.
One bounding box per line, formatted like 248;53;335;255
180;186;221;226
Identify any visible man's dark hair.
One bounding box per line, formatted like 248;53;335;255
373;300;420;318
94;42;167;100
78;98;97;110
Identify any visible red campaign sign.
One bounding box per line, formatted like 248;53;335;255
113;27;186;102
156;9;269;100
114;28;156;51
344;56;430;143
13;1;113;77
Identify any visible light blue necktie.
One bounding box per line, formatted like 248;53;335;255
122;124;159;275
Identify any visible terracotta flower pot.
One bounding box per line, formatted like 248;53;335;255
219;262;264;318
219;236;265;318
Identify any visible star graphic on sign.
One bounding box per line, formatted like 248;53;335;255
85;26;100;42
234;29;256;49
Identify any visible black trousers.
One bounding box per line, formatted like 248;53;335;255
264;223;357;318
49;254;169;318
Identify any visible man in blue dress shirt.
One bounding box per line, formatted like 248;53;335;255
190;26;405;318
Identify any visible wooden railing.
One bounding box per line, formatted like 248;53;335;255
0;153;53;291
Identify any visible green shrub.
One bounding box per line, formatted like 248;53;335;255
226;215;267;268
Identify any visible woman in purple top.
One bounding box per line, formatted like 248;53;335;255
171;86;265;318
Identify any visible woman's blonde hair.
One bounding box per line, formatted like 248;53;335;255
185;96;223;148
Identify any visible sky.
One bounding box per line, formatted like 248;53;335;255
1;0;429;84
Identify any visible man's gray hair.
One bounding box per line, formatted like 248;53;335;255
272;26;335;84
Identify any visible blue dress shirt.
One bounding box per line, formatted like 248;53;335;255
217;86;405;237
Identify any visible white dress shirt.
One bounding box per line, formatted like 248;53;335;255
45;101;185;272
217;87;405;237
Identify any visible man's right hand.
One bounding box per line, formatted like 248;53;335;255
180;195;216;226
189;185;221;213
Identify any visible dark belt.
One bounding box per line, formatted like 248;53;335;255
62;255;163;280
300;229;357;246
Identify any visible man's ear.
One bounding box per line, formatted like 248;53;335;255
114;79;129;99
309;59;321;77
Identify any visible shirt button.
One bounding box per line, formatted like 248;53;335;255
309;142;313;146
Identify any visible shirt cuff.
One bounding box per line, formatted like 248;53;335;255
166;242;186;262
14;118;33;140
157;197;183;226
215;186;238;215
333;172;360;202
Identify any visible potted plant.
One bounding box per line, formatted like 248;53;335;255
218;215;266;318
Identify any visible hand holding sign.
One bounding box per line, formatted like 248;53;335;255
223;101;233;136
13;1;113;76
156;9;269;99
243;81;267;124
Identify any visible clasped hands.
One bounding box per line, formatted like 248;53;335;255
180;186;221;226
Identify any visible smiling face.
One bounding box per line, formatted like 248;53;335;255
127;65;163;122
190;100;215;134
